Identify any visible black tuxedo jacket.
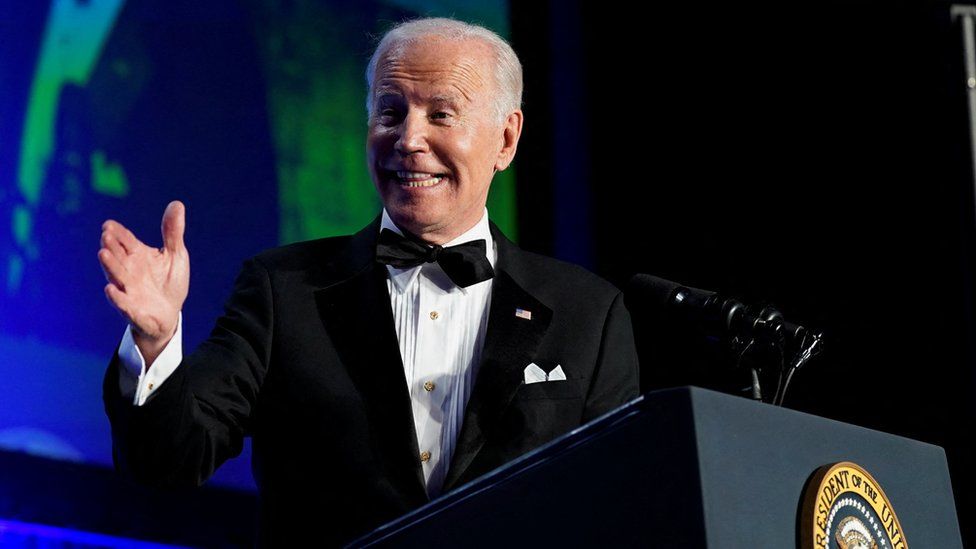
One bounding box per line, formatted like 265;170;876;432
104;216;639;547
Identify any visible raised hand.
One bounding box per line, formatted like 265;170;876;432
99;201;190;366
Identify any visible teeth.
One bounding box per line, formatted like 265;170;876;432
401;177;442;187
395;171;443;187
397;171;434;179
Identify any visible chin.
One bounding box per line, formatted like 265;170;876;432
386;205;447;234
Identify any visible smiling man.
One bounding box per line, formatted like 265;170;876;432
100;17;638;547
366;27;521;244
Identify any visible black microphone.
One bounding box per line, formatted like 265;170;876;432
627;274;817;344
626;274;823;404
626;274;750;338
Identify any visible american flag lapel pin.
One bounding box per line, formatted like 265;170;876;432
515;308;532;320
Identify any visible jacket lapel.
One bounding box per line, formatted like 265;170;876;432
313;217;429;505
442;223;553;492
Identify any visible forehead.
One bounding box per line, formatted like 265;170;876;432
373;37;494;104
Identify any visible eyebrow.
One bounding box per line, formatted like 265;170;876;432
430;94;462;109
373;88;463;109
374;88;402;101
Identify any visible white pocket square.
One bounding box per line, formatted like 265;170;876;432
523;363;567;384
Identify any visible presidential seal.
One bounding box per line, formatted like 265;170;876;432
800;462;908;549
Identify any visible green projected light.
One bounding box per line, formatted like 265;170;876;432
18;0;126;205
11;0;126;293
90;151;129;198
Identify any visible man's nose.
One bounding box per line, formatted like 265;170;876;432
394;113;430;155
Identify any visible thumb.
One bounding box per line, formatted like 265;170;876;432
161;200;186;253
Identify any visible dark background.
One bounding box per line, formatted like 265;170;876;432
514;0;975;544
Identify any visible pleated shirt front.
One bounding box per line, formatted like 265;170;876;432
380;209;496;498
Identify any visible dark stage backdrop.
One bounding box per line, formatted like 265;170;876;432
513;1;976;545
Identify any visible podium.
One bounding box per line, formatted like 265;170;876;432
351;387;962;547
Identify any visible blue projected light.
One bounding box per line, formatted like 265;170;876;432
1;0;511;494
0;519;190;549
1;0;511;546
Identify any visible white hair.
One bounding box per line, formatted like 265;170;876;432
365;17;523;124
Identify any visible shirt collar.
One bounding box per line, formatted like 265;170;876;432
380;208;496;294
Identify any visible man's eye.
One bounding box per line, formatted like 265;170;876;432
377;108;401;125
431;111;450;120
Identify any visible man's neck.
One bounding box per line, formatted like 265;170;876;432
381;209;490;247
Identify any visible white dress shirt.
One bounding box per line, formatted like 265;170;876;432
117;312;183;407
380;209;495;497
117;209;496;498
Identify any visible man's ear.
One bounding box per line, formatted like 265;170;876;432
495;110;524;172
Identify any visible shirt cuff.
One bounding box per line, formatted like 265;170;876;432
117;312;184;406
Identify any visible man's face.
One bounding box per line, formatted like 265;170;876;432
366;37;521;244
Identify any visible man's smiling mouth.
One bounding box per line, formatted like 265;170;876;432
386;170;447;187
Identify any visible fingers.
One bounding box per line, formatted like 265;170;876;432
98;248;130;289
161;200;186;254
102;219;141;254
104;283;133;318
100;230;127;263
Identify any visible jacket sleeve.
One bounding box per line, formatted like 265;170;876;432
581;291;640;423
102;257;273;488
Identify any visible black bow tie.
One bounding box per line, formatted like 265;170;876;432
375;228;495;288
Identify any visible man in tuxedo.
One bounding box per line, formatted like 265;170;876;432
99;17;638;546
